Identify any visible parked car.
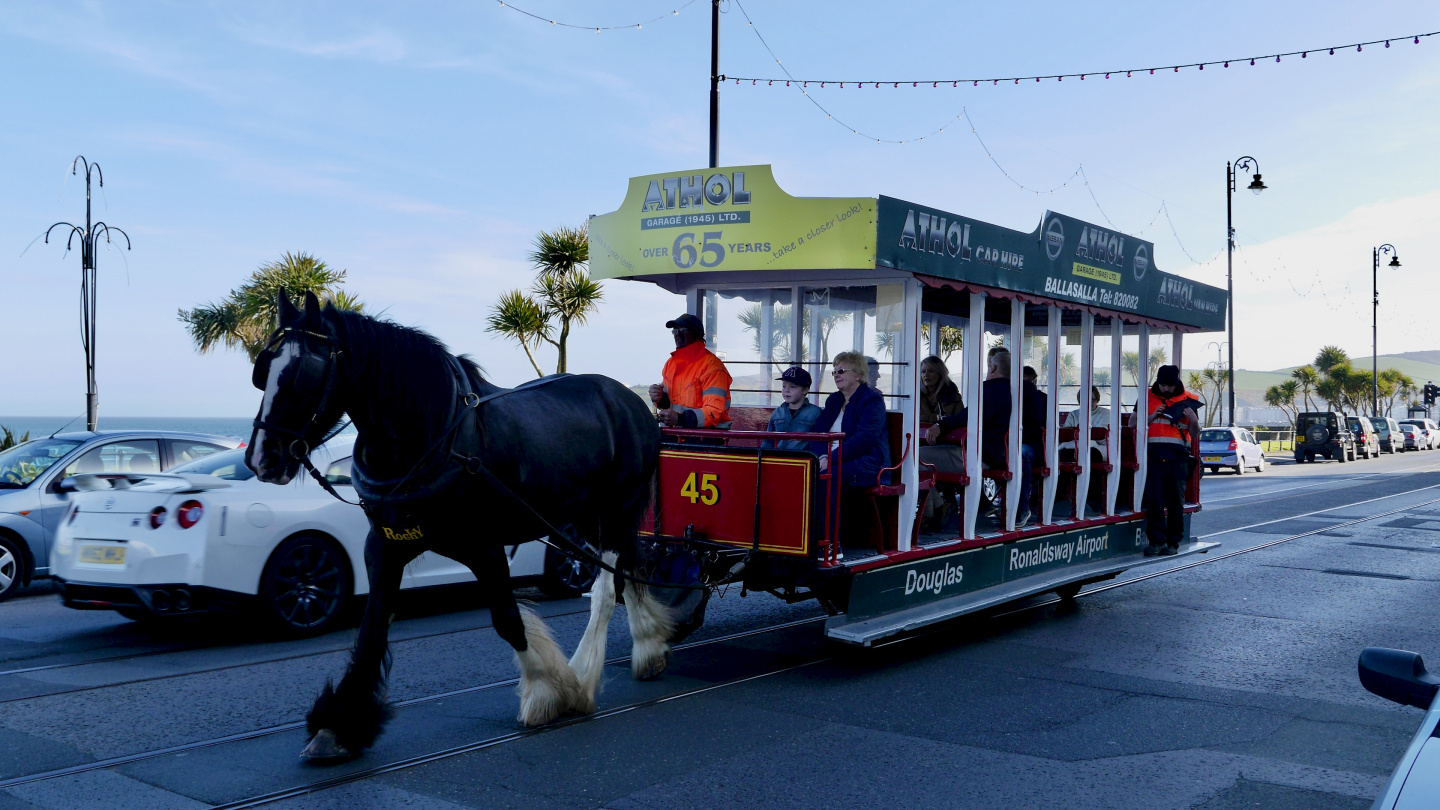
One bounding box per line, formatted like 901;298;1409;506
1293;411;1356;463
1359;648;1440;809
1199;427;1266;475
1400;419;1440;450
1401;424;1425;451
0;430;242;603
1371;416;1403;454
49;440;594;636
1347;415;1381;459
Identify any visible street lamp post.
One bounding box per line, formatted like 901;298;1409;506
1204;340;1228;424
1226;156;1266;427
1373;244;1401;415
43;157;131;432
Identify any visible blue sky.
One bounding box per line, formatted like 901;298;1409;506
2;0;1437;416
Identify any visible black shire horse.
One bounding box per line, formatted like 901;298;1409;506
246;290;672;760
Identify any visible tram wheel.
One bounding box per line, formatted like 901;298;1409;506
1055;583;1082;601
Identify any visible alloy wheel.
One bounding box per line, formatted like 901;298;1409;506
0;545;16;595
271;542;345;630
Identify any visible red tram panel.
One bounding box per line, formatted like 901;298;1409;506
648;448;815;556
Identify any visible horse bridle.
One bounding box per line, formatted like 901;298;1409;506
251;325;345;465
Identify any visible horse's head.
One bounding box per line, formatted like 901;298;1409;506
246;290;346;484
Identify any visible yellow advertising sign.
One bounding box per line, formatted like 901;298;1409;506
589;165;876;280
1071;261;1121;285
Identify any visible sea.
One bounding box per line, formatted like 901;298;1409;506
1;416;261;442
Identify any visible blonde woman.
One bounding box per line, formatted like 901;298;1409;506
812;351;891;488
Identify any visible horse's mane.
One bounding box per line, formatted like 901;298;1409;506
325;306;489;459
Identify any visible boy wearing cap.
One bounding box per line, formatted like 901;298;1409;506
762;366;823;453
649;313;733;429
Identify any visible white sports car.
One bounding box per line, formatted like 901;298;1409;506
49;437;596;636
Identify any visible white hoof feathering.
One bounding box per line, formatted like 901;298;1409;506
567;552;618;711
300;728;350;761
515;607;586;726
624;580;675;680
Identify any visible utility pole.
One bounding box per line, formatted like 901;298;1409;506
708;0;720;168
44;157;130;432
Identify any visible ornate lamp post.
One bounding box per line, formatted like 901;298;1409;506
1204;340;1229;424
1372;244;1400;415
1226;156;1266;426
44;157;131;432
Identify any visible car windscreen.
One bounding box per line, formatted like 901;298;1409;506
170;448;256;481
0;438;84;488
1200;430;1232;442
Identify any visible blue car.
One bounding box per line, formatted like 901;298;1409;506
0;430;242;602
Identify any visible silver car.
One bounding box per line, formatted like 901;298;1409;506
1199;427;1266;475
0;430;243;602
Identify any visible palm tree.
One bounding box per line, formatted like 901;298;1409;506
738;303;793;359
1314;345;1350;376
1379;369;1417;418
178;252;362;361
486;291;550;377
1291;365;1320;412
1034;343;1078;386
1265;380;1300;424
486;225;602;375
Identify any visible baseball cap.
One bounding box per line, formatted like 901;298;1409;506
664;313;704;336
777;366;812;388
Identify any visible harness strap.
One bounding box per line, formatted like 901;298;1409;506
457;456;705;591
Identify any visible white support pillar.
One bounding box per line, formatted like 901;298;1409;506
1075;312;1095;522
1170;331;1183;376
1134;324;1151;512
962;293;986;540
1042;306;1061;525
1107;318;1123;514
1004;298;1025;530
896;279;922;553
760;295;775;406
927;314;941;360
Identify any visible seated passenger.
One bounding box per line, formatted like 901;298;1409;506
918;356;963;529
1059;385;1111;514
866;356;884;397
813;351;891;487
925;348;1033;526
761;366;823;453
649;313;732;429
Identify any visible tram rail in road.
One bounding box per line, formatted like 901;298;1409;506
9;477;1440;807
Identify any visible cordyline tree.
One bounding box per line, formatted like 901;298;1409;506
486;225;602;376
178;252;362;361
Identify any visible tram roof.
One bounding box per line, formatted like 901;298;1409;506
589;164;1227;332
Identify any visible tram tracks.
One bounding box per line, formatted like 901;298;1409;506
0;615;828;792
0;604;596;704
205;484;1440;810
7;477;1440;806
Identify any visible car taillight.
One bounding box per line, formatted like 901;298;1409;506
1228;440;1237;450
149;507;167;529
67;504;80;525
177;500;204;529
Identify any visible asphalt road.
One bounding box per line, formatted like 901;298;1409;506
4;447;1440;809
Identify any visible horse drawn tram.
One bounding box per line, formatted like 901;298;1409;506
589;165;1227;646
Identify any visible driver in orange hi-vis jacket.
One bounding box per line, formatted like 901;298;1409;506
648;313;733;429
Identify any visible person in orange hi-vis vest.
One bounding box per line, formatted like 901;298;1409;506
648;313;732;429
1143;364;1203;556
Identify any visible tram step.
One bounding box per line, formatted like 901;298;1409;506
824;540;1220;647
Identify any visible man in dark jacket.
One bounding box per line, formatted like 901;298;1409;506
924;348;1032;526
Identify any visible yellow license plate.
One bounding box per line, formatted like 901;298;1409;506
1203;456;1222;462
80;545;126;565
